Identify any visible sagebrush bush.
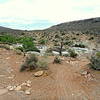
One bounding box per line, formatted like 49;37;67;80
15;50;22;55
53;56;61;64
0;45;10;50
20;54;48;72
90;52;100;70
96;52;100;57
68;49;77;58
74;43;86;48
20;54;38;72
20;63;28;72
36;60;48;70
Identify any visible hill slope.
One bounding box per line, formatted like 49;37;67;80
45;17;100;34
0;26;23;35
0;17;100;35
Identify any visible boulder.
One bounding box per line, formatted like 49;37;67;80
34;71;44;77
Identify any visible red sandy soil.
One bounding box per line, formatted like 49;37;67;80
0;48;100;100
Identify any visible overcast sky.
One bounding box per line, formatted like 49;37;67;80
0;0;100;30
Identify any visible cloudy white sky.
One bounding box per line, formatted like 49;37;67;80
0;0;100;30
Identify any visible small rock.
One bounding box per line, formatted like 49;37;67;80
81;71;88;75
15;86;21;91
6;57;10;60
21;82;27;86
25;89;31;95
8;75;15;79
26;83;31;87
0;75;5;77
26;80;31;84
7;86;15;91
34;71;44;77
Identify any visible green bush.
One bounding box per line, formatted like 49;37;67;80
16;47;24;52
0;35;16;44
53;56;61;64
39;39;47;45
90;52;100;70
68;49;77;58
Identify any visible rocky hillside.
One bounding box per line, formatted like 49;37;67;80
0;26;23;35
45;17;100;34
0;17;100;35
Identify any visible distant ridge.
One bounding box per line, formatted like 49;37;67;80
45;17;100;34
0;26;23;35
0;17;100;35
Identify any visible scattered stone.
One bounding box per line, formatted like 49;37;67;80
0;89;8;95
34;71;44;77
8;75;15;79
81;71;88;75
6;57;10;60
21;82;27;86
7;86;16;91
25;89;31;95
26;83;31;87
0;75;5;77
26;80;32;84
7;67;13;73
15;86;21;91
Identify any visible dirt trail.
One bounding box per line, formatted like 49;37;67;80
0;48;100;100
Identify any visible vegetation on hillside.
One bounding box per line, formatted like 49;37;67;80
0;34;39;52
90;52;100;70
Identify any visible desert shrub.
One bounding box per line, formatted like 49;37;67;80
15;50;22;55
20;54;48;72
72;37;76;40
90;53;100;70
76;33;79;35
0;45;10;50
26;54;38;64
63;54;69;57
20;63;28;72
68;49;77;58
53;56;61;64
74;43;86;48
89;37;94;40
20;54;38;72
36;60;48;70
0;35;16;44
39;39;47;45
23;40;39;52
96;52;100;57
64;41;73;46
